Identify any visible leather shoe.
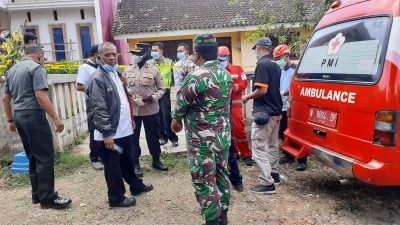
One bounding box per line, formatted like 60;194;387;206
32;195;39;204
152;161;168;171
109;197;136;208
131;183;154;196
134;164;143;177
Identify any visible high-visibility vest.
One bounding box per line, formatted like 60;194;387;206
148;58;174;89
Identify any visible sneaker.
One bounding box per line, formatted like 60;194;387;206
250;184;276;194
271;172;280;185
40;196;72;209
233;184;244;192
297;162;307;171
92;161;104;170
244;157;253;166
171;141;179;147
160;139;168;146
109;197;136;208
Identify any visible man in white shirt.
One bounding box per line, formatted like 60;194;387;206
173;43;196;96
86;42;153;208
76;45;104;170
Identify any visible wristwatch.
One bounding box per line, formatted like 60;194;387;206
7;119;14;123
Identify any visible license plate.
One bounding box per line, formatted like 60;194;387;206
309;108;338;128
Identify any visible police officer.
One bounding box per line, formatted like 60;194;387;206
172;34;233;225
147;42;179;147
123;43;168;177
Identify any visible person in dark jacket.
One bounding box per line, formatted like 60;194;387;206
86;42;153;208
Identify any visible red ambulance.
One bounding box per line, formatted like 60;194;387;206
281;0;400;186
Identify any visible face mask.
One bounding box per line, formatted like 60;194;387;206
256;54;261;61
275;58;286;69
132;54;144;64
96;59;102;65
220;60;228;69
103;64;119;72
177;52;186;60
151;51;161;60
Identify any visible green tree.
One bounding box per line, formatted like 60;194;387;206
229;0;336;56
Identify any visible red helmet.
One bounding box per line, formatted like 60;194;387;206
273;44;291;58
218;46;231;60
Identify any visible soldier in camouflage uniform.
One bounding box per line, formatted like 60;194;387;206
172;34;233;225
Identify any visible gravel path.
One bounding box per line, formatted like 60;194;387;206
1;147;400;225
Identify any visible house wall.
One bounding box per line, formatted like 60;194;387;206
99;0;130;64
127;31;257;70
10;7;99;61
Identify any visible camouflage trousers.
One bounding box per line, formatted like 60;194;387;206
187;134;231;222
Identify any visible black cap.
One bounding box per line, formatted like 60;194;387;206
88;44;99;56
130;43;151;54
252;37;273;50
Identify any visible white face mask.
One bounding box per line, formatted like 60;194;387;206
132;55;143;64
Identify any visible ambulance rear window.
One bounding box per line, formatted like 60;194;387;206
297;17;390;84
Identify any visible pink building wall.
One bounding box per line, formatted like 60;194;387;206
99;0;130;65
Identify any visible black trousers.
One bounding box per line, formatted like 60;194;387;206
279;111;288;140
96;135;143;205
133;114;162;165
158;89;178;142
228;141;243;187
14;110;57;203
88;117;102;162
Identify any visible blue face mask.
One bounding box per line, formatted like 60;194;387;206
96;59;102;65
177;52;186;60
103;64;119;72
256;54;261;61
151;51;161;59
220;60;228;69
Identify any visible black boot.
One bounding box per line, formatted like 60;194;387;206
204;221;219;225
219;209;228;225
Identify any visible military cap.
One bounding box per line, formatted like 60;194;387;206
194;34;217;46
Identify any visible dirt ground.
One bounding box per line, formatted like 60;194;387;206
1;147;400;225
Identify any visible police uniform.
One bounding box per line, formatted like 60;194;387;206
123;58;166;171
147;57;179;144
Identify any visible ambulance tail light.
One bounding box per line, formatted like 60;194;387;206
373;111;398;147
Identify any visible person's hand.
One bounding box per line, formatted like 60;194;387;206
132;120;136;130
171;119;183;133
104;136;114;150
242;95;249;104
8;122;16;133
142;95;153;103
54;118;64;133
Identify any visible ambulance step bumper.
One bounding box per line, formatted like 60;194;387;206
312;146;354;178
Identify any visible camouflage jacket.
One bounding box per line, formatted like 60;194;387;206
173;60;233;147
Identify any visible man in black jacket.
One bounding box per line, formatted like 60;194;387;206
86;42;153;208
